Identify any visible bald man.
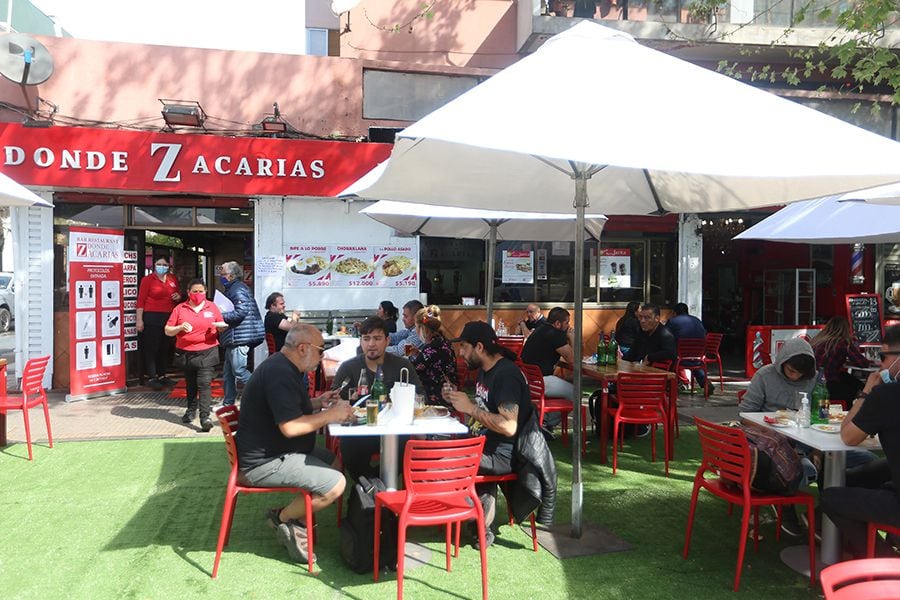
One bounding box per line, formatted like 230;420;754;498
515;304;545;337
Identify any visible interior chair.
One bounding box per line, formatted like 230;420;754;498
373;437;488;600
703;333;725;393
518;361;587;455
820;558;900;600
212;405;315;577
474;473;538;552
605;372;669;476
683;417;816;592
867;521;900;558
674;338;710;399
496;336;525;361
0;355;52;461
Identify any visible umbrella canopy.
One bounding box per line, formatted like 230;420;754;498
734;194;900;244
0;172;51;207
359;198;608;322
836;182;900;207
351;20;900;539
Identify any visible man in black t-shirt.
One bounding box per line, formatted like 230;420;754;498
263;292;297;352
237;323;354;565
622;303;676;365
821;328;900;558
521;307;575;405
445;321;533;549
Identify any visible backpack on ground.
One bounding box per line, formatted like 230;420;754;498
339;476;398;573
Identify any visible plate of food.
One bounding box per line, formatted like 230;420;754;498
352;406;367;423
380;255;415;278
811;423;840;433
764;416;794;428
333;257;372;276
828;412;848;425
515;262;532;273
417;406;451;420
290;255;329;276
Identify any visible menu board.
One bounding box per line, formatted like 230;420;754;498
284;244;417;289
501;250;533;284
599;248;631;288
846;293;883;345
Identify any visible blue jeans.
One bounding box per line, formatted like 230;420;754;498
223;345;251;405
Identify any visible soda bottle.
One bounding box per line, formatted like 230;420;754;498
607;331;618;365
371;366;387;410
812;369;829;424
357;368;369;398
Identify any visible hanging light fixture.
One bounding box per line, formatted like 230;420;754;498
159;99;206;128
259;102;288;134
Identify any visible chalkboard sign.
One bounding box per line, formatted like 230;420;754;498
846;294;884;345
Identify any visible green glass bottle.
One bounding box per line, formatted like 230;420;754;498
371;365;387;410
811;369;828;424
597;333;607;365
607;331;618;365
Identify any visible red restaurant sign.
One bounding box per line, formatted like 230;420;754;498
0;123;391;196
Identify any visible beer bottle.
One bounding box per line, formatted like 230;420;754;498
372;366;387;410
812;370;829;423
597;333;607;365
608;331;618;365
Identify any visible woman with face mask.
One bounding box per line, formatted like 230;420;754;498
136;256;182;390
165;280;228;432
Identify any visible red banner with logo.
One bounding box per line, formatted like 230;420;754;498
68;227;126;400
0;123;391;196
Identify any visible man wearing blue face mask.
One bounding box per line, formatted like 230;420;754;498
218;261;265;407
821;326;900;558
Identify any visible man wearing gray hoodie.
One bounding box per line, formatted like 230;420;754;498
739;337;817;413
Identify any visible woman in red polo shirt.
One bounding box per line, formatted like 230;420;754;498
165;279;228;432
137;256;182;390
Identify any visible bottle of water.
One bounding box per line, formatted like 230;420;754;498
797;393;811;428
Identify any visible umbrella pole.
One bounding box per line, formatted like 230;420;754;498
571;175;587;539
485;223;497;326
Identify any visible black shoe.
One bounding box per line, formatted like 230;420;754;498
147;378;164;390
266;507;285;530
779;505;806;538
200;419;214;432
181;409;196;424
158;376;177;387
473;529;495;550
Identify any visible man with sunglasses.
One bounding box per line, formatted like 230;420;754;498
332;316;422;481
822;325;900;558
237;323;354;565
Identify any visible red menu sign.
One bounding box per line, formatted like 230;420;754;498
68;227;126;400
0;123;391;196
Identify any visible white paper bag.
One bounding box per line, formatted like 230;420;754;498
390;367;415;425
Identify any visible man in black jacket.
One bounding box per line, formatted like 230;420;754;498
219;261;265;407
445;321;535;548
622;303;676;365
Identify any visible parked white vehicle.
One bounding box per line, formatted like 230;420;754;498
0;272;15;332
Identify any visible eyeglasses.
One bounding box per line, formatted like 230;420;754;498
302;343;325;355
879;351;900;361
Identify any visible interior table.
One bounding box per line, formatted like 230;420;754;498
328;417;469;490
560;359;678;462
740;411;882;569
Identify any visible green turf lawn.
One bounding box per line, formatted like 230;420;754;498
0;429;821;599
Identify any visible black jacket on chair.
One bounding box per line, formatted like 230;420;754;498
509;413;558;526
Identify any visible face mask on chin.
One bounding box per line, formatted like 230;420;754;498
880;355;900;384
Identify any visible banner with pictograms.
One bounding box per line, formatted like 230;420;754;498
68;227;126;400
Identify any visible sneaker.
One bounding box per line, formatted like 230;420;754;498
147;378;164;390
635;425;651;438
473;529;495;550
779;505;806;538
181;409;196;424
158;376;177;387
276;520;316;564
200;419;214;432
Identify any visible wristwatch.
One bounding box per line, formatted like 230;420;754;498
857;391;868;400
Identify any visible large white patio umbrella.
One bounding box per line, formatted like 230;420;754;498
351;21;900;539
837;181;900;206
357;198;608;323
734;193;900;244
0;172;51;207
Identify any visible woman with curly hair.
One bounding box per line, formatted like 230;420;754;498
407;305;458;406
811;316;871;404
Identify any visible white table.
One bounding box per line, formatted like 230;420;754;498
328;417;469;490
740;412;882;568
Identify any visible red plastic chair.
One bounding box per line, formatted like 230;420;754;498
648;360;678;438
265;332;276;354
675;338;710;398
497;336;525;360
820;558;900;599
867;521;900;558
683;418;816;592
212;405;315;577
605;372;669;476
518;361;587;456
0;355;52;461
474;473;538;552
703;333;725;393
374;437;488;600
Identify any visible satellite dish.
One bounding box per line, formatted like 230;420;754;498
331;0;361;15
0;33;54;86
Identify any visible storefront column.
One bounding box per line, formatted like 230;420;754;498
677;213;703;316
253;195;285;366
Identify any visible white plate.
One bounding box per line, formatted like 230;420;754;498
289;255;329;276
811;423;840;434
378;256;416;279
768;418;794;428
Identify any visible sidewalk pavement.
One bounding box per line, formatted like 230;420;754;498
3;378;748;445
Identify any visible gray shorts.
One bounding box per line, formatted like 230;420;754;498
241;447;341;497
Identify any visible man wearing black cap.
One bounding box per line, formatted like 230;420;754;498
444;321;533;548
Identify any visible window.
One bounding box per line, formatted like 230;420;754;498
54;203;124;227
197;207;254;225
306;28;328;56
419;238;485;305
132;206;192;226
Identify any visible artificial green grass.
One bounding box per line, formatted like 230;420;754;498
1;430;820;599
